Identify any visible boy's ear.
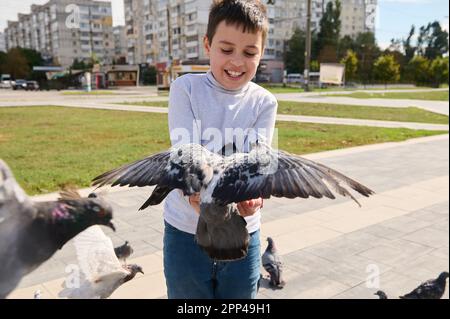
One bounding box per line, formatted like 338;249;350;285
203;35;211;57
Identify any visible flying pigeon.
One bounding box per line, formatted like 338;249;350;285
0;159;115;299
374;290;388;299
114;241;134;264
58;225;144;299
400;271;449;299
262;237;285;289
92;142;374;261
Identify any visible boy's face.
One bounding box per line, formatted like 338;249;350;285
204;21;264;90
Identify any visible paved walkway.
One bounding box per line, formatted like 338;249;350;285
8;134;449;299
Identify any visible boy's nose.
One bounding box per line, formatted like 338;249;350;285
230;59;244;67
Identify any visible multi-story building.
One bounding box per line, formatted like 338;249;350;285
113;25;128;63
3;0;115;68
0;32;6;52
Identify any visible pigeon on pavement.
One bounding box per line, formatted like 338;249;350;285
59;225;144;299
374;290;388;299
0;159;115;299
262;237;285;289
114;241;134;264
92;142;374;261
400;271;449;299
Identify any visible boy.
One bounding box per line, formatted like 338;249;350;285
163;0;277;299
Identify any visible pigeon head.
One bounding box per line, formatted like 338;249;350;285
54;194;115;232
266;237;276;252
123;264;144;282
374;290;388;299
438;271;449;282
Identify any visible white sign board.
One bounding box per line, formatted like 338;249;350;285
319;63;345;85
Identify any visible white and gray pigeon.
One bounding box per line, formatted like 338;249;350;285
399;271;449;299
92;142;374;261
0;159;115;299
58;225;144;299
262;237;285;289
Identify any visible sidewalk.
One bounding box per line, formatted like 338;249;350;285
8;134;449;299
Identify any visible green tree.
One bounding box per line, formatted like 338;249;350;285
341;49;358;82
284;28;305;74
406;55;431;86
354;32;380;85
317;0;341;62
417;21;449;60
4;48;30;79
0;51;7;74
373;54;400;88
429;56;449;87
403;25;417;63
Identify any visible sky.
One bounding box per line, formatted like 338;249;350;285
0;0;448;50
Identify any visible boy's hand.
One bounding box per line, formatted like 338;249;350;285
189;194;264;217
188;193;201;214
237;198;263;217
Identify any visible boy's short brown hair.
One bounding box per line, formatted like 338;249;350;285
206;0;269;47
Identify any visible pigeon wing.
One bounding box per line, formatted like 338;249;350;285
73;225;126;283
212;146;374;206
92;144;224;209
0;159;33;223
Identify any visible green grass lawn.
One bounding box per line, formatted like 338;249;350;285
1;106;446;195
277;101;449;124
117;100;449;124
329;90;449;101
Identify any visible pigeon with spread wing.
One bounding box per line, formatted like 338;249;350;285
92;143;374;261
59;225;143;299
0;159;115;299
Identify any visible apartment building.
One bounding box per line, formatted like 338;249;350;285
3;0;115;67
0;32;5;52
113;25;128;63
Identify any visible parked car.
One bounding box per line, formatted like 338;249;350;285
25;81;40;91
12;79;27;90
0;74;12;89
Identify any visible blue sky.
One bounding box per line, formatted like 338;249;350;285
376;0;449;49
0;0;448;50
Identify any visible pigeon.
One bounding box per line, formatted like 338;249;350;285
92;142;374;261
114;241;134;264
400;271;449;299
0;159;115;299
374;290;388;299
33;289;42;299
58;225;144;299
261;237;285;289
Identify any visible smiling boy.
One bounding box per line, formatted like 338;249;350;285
163;0;278;299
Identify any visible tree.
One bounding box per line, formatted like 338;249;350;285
403;25;417;63
373;54;400;88
284;28;305;74
0;51;7;74
417;21;449;60
338;35;355;60
406;56;431;86
341;49;358;82
354;32;380;85
317;0;341;62
429;56;449;87
4;48;30;79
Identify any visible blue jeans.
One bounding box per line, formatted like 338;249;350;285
163;221;261;299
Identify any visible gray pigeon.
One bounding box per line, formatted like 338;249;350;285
262;237;285;289
0;159;115;299
92;143;374;261
400;271;449;299
59;225;144;299
374;290;388;299
114;241;134;264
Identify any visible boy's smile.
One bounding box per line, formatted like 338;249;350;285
204;21;264;91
